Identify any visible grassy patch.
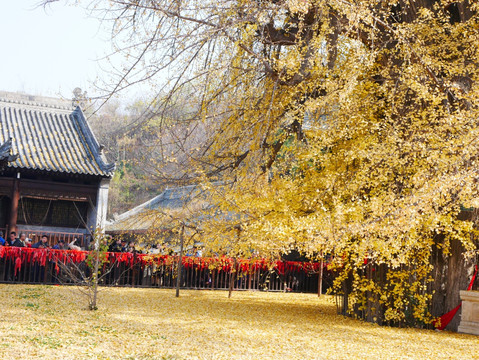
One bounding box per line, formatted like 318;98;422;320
28;335;63;349
0;285;477;359
25;302;39;309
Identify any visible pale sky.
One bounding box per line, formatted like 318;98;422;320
0;1;110;99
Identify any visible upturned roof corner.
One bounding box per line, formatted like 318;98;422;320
0;138;19;170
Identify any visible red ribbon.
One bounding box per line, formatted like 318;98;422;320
0;246;326;275
434;265;478;330
14;257;22;276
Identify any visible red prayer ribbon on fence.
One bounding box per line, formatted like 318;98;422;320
0;246;326;275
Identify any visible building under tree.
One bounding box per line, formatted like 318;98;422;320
0;91;114;247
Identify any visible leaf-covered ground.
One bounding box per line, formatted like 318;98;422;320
0;285;477;359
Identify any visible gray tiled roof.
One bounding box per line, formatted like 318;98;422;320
0;91;114;177
106;184;217;232
106;182;235;233
107;185;203;232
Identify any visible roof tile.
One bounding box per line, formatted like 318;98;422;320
0;92;114;177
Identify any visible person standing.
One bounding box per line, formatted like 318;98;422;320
32;235;49;249
6;231;15;246
108;239;122;252
52;239;65;250
9;232;25;247
32;235;49;283
0;231;5;246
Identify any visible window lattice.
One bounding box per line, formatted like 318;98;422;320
17;198;88;228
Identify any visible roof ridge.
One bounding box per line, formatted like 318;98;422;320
112;183;214;223
0;93;115;177
113;192;166;222
0;91;74;111
71;107;116;176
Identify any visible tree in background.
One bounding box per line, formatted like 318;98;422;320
44;0;479;329
86;91;213;216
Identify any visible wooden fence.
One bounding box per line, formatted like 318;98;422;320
0;247;332;293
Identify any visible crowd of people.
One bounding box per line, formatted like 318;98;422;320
106;239;202;256
0;230;204;258
0;231;82;250
107;239;139;253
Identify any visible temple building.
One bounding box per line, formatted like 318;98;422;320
106;184;207;240
0;91;114;247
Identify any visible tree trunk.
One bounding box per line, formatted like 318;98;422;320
90;248;100;310
176;225;185;298
431;239;475;331
318;253;323;297
228;258;237;298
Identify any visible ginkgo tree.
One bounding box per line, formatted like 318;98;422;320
44;0;479;329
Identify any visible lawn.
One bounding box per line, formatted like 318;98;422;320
0;285;477;359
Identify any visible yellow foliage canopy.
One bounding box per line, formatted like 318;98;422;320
66;0;479;325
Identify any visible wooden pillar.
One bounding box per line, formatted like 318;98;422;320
8;175;20;233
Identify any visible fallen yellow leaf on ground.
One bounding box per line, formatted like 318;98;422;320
0;285;477;359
